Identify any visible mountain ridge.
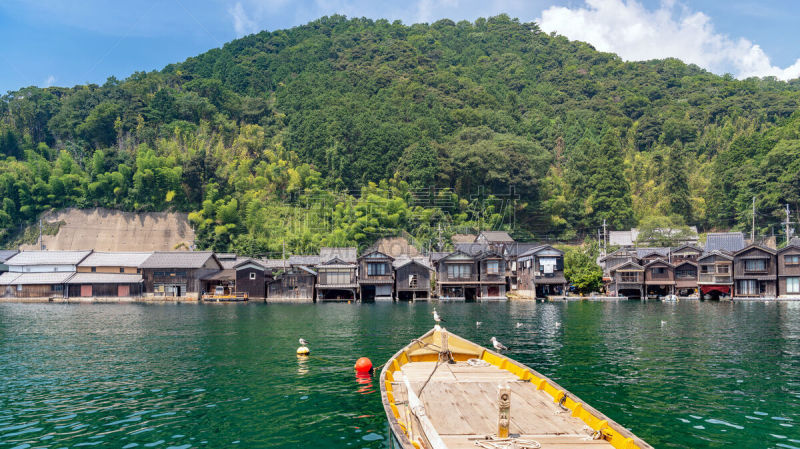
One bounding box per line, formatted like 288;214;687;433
1;14;799;254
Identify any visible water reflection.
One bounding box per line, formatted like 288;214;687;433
355;372;374;395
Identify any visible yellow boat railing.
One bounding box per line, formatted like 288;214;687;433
381;327;650;449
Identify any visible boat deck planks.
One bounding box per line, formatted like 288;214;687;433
392;361;614;448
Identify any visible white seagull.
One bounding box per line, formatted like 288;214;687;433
433;308;445;324
476;321;482;327
555;321;561;328
515;322;524;328
299;338;309;346
490;337;508;352
660;320;667;326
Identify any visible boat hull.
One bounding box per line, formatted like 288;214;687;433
379;327;653;449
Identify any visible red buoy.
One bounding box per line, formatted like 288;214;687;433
354;357;373;373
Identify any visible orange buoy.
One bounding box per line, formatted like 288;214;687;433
354;357;373;373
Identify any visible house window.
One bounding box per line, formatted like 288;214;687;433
249;272;256;280
717;264;730;274
486;260;499;274
676;269;695;278
447;264;472;279
120;267;125;273
787;277;800;293
653;267;666;275
367;263;386;276
91;267;96;272
700;265;710;274
785;255;800;265
409;275;418;288
620;272;639;283
744;259;766;272
326;271;350;284
738;280;758;295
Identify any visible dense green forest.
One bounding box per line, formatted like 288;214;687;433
1;15;799;254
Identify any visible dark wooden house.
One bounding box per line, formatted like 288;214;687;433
393;257;433;301
517;245;567;298
139;251;222;299
697;250;734;299
267;266;316;303
435;251;479;301
477;251;506;300
643;259;675;298
671;245;703;264
357;251;394;301
235;259;267;299
777;238;800;297
733;245;777;298
674;260;699;297
607;260;644;299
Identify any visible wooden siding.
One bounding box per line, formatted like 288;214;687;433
236;266;266;299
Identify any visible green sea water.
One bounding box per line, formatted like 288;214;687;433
0;301;798;449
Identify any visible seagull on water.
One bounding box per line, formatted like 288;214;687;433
515;322;524;328
433;308;445;324
476;321;482;327
555;321;561;328
299;338;310;346
490;337;508;352
660;320;667;326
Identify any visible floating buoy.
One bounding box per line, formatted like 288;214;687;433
354;357;373;373
297;346;310;356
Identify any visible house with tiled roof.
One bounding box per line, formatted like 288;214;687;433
393;256;433;301
704;232;745;253
0;251;91;299
139;251;222;298
315;248;358;301
517;245;566;298
733;244;777;298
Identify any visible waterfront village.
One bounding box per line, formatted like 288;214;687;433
1;229;800;302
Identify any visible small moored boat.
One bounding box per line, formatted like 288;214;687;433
380;326;653;449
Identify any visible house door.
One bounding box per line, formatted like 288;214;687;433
118;285;130;297
80;285;92;297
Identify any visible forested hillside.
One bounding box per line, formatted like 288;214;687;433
2;15;799;254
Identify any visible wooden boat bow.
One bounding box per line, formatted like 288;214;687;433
379;327;653;449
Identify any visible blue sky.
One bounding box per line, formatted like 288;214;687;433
1;0;799;93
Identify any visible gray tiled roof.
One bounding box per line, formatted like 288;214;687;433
428;252;450;263
0;250;19;263
705;232;745;253
454;243;491;256
66;273;143;284
477;231;514;243
261;259;289;269
139;251;219;269
6;250;91;266
0;271;73;285
636;247;671;259
78;252;152;268
289;255;321;266
393;257;432;270
506;243;543;257
319;247;357;263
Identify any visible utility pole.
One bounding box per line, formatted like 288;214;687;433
786;203;794;244
602;219;607;255
751;196;756;243
598;229;602;256
39;219;43;250
282;239;286;271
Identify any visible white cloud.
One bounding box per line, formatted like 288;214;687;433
228;2;258;36
537;0;800;80
43;75;56;87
